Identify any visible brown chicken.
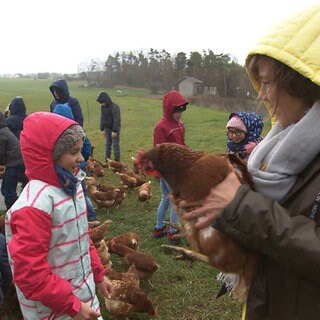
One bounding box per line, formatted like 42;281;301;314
115;172;137;188
89;219;112;246
122;168;147;186
109;240;159;280
86;177;119;210
97;239;112;270
105;278;156;319
137;142;259;301
106;263;140;287
112;184;127;208
107;159;127;173
89;156;108;168
107;232;140;251
138;180;152;202
86;158;105;177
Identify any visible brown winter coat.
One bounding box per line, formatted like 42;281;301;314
216;152;320;319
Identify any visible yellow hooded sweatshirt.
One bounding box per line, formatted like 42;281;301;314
245;4;320;124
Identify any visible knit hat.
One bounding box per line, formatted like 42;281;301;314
226;115;247;133
53;104;74;120
53;124;85;161
173;104;187;113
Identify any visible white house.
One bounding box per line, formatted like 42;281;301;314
177;76;202;97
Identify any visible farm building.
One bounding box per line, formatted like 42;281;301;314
178;76;202;97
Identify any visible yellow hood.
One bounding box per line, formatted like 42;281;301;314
245;4;320;122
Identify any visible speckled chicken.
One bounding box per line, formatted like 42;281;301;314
104;278;156;319
106;263;140;288
137;142;259;301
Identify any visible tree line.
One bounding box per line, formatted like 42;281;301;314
78;49;254;98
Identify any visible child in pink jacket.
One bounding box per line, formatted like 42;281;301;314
5;112;112;319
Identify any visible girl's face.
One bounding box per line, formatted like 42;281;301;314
227;127;246;143
173;111;183;121
257;58;307;127
55;139;84;173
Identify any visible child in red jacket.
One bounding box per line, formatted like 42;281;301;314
153;90;188;244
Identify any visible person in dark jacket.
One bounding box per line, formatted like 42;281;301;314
96;91;121;162
5;96;27;139
49;79;84;127
0;112;25;210
181;5;320;320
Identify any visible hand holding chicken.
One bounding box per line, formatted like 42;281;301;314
181;170;241;229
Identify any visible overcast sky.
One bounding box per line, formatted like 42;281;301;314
0;0;319;74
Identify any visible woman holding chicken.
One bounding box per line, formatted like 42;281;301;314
182;4;320;320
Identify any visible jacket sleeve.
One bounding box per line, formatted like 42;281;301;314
8;207;81;317
111;104;120;132
69;98;84;127
153;125;167;146
100;108;104;131
89;238;107;283
215;185;320;283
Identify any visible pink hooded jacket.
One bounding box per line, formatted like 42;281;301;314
5;112;105;319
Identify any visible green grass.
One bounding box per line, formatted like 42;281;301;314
0;78;270;319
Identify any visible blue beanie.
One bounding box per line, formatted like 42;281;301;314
53;104;74;120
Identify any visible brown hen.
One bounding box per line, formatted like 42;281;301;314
105;278;156;319
106;263;140;287
137;142;259;301
89;219;112;246
107;232;140;251
109;241;159;280
138;181;152;202
86;177;119;210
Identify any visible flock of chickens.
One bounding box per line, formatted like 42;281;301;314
90;142;259;315
85;156;153;211
89;219;158;318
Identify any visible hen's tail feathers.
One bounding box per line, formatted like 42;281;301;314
216;272;239;297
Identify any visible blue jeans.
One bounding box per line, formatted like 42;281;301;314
1;165;25;210
86;195;98;221
81;178;98;222
104;128;120;162
155;178;179;234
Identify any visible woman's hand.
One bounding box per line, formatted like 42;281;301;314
182;171;241;229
